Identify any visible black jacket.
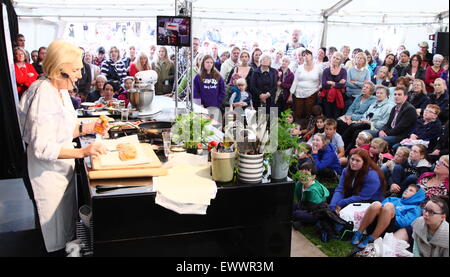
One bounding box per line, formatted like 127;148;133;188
409;91;430;111
401;65;425;81
249;67;278;109
76;62;92;95
381;101;418;139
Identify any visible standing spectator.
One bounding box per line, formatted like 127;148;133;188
14;34;30;63
425;54;444;93
418;41;434;65
220;46;240;80
249;47;263;70
285;29;304;60
289;47;305;74
327;46;337;62
341;45;351;65
346;52;371;109
249;53;278;113
408;79;430;116
152;46;175;95
211;43;219;62
122;45;137;69
75;48;92;99
193;55;226;109
32;46;47;77
192;37;200;60
94;46;106;67
290;49;323;122
83;51;100;90
100;46;127;85
272;49;283;70
395;50;410;77
214;51;230;72
367;86;417;146
401;54;426;82
329;149;386;213
315;47;328;69
276;56;295;112
177;54;203;97
14;47;38;98
148;45;157;64
226;50;253;89
412;196;449;257
320;51;347;119
128;52;151;77
30;50;38;64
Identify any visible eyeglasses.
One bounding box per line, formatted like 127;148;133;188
422;208;444;216
424;109;437;114
436;160;449;168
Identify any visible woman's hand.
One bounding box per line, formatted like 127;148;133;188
390;183;401;193
335;206;341;214
82;142;108;158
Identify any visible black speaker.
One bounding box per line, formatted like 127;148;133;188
433;32;449;56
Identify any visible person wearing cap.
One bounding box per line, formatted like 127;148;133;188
94;46;106;67
418;41;434;65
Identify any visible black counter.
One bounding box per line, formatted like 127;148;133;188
75;138;294;257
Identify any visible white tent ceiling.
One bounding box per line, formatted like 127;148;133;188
12;0;449;25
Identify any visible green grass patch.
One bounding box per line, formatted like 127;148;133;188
299;225;354;257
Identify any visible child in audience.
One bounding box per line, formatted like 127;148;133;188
229;78;252;109
381;146;411;196
292;162;330;229
348;131;373;155
369;138;392;166
303;115;326;142
389;144;432;195
351;184;425;248
323;119;346;165
298;105;324;139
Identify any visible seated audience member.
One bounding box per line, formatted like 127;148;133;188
408;79;430;116
394;50;410;78
425;54;444;93
308;119;345;165
366;86;417;146
352;184;425;248
340;85;394;148
348;131;373;156
229;78;252;110
396;104;442;151
329;149;386;213
428;122;449;163
365;50;378;78
337;81;375;134
374;54;398;86
298;105;323;140
389;144;432;196
310;134;342;181
372;66;392;87
303;115;325;142
401;54;426;81
429;78;449;123
292;162;330;227
417;155;449;200
118;76;133;107
86;75;107;102
381;146;410;191
14;46;38;98
411;196;449;257
95;81;119;105
369;138;391;166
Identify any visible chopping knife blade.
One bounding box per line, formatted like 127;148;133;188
95;185;146;193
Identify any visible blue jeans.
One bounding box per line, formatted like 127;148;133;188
293;203;318;224
365;130;401;146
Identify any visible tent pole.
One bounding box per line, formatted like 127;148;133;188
320;16;328;48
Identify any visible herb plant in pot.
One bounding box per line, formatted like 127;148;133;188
171;112;214;154
268;109;299;180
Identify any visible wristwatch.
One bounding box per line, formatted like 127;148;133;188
79;122;85;136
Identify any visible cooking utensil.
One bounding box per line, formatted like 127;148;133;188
95;185;146;193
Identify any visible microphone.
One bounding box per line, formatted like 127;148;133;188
61;72;78;93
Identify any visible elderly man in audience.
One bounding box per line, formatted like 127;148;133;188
220;46;241;80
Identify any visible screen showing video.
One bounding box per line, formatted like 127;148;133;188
156;16;191;47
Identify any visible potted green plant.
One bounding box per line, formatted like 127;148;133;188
171;112;214;154
267;109;300;180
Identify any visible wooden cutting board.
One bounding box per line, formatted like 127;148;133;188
87;166;167;180
91;143;162;170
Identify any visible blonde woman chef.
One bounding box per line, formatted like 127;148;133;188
18;40;108;253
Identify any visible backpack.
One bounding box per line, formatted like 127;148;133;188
312;205;354;242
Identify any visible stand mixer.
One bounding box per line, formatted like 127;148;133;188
128;70;159;115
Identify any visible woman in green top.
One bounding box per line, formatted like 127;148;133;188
293;162;330;226
176;54;204;97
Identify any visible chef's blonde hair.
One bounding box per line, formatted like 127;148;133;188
43;40;83;81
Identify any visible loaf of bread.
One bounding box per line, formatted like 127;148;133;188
116;143;137;161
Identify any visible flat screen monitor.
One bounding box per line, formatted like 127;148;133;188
156;16;191;47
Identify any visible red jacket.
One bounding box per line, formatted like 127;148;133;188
425;66;444;92
320;87;345;109
14;63;38;96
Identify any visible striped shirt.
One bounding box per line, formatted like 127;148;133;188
100;59;128;83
